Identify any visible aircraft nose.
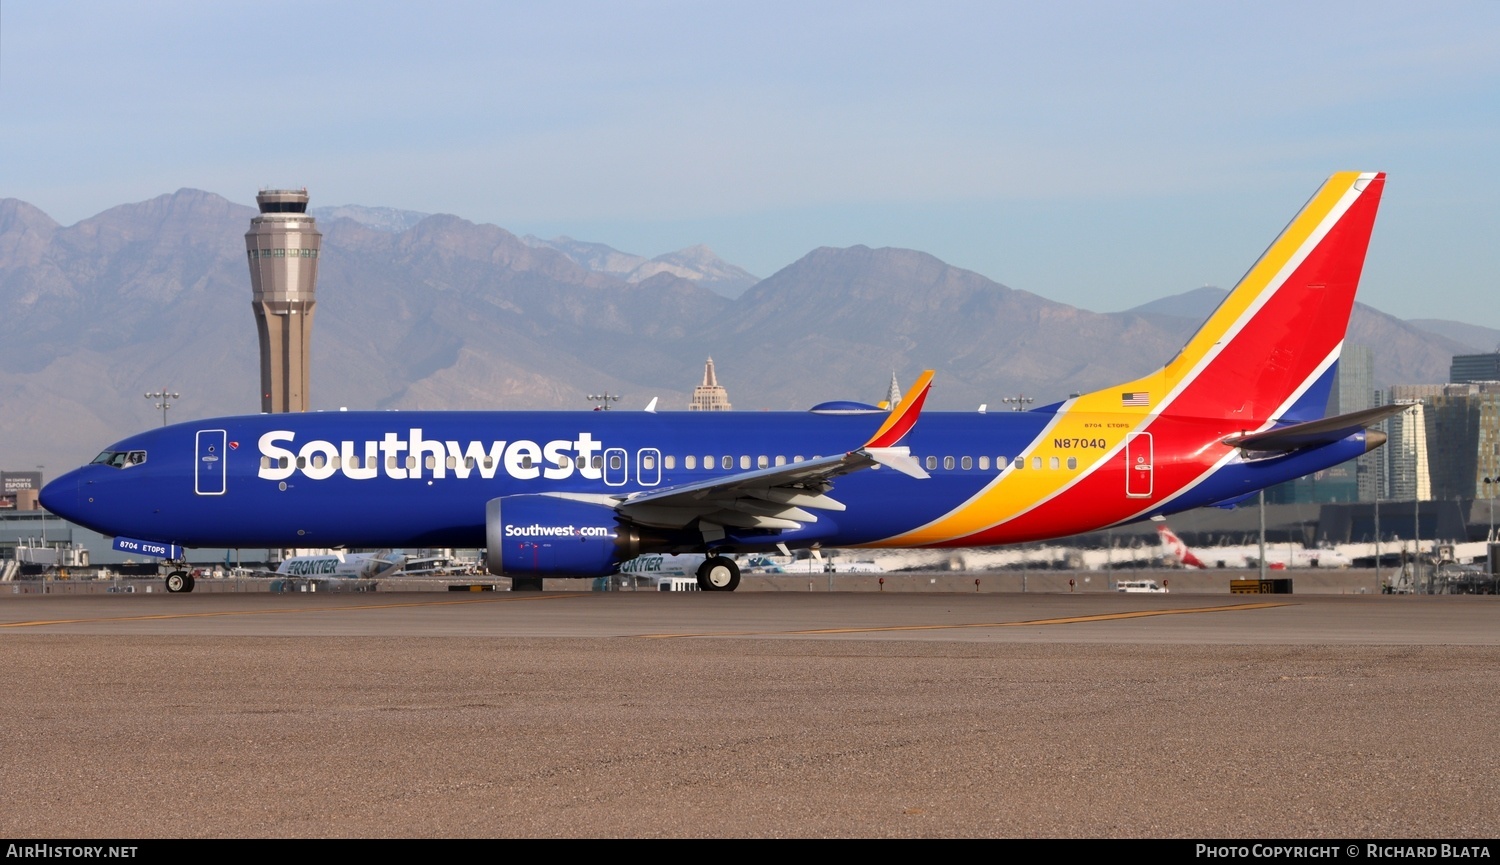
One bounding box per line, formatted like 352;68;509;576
38;470;80;522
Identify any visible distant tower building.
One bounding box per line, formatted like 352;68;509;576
245;189;321;413
1450;352;1500;384
689;358;732;411
883;371;902;410
1388;385;1445;503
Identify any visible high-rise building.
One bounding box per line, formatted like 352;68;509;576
689;358;732;411
1388;385;1445;502
1450;352;1500;384
1422;383;1500;500
245;189;321;413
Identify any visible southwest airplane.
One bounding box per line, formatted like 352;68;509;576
42;172;1392;593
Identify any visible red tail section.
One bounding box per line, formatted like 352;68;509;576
1157;525;1206;569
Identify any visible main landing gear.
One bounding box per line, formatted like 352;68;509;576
164;570;196;593
696;556;740;592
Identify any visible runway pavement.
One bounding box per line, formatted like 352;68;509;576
2;590;1497;838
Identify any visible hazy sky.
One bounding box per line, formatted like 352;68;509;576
3;2;1497;325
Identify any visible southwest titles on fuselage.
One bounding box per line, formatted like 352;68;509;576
257;429;612;482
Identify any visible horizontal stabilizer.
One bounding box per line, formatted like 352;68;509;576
863;447;929;479
1222;404;1405;452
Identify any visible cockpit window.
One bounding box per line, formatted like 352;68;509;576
91;450;147;469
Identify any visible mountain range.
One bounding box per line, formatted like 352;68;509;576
1;188;1491;478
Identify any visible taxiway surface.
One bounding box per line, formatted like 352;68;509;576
3;591;1496;838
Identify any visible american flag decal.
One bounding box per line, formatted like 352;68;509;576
1121;392;1150;406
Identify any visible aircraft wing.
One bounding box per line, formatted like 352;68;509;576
615;372;933;537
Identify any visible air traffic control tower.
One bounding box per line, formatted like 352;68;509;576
245;188;321;413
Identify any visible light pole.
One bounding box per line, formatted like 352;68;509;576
1484;477;1496;543
36;465;45;544
1408;405;1420;577
1374;477;1381;589
1484;476;1496;579
37;465;46;594
587;392;620;411
1002;395;1034;412
145;388;180;426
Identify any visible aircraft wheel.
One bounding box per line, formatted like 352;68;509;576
165;571;189;593
696;556;740;592
184;575;196;593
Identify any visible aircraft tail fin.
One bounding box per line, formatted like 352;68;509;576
1156;525;1207;569
1076;172;1386;426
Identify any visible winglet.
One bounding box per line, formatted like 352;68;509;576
863;370;934;448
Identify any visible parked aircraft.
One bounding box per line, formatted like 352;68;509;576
615;552;710;581
275;549;406;580
1156;524;1352;569
42;173;1392;593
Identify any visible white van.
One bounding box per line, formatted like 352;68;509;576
1114;579;1168;593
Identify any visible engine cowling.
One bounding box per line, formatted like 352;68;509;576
485;495;640;577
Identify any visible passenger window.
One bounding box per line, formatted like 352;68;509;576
592;456;602;469
642;455;656;470
686;455;697;469
520;455;533;469
1014;457;1024;470
261;456;272;470
757;456;768;469
1067;457;1078;470
775;456;786;466
722;455;732;470
280;457;289;470
406;456;417;470
446;456;457;469
466;457;476;469
312;454;326;469
740;455;750;469
925;456;937;470
664;455;675;469
609;454;622;470
1049;456;1059;470
483;457;495;470
961;456;972;470
979;456;990;470
1032;457;1042;470
793;455;804;463
297;457;307;469
943;456;955;470
426;455;437;470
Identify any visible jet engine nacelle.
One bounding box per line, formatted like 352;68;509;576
485;495;639;577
